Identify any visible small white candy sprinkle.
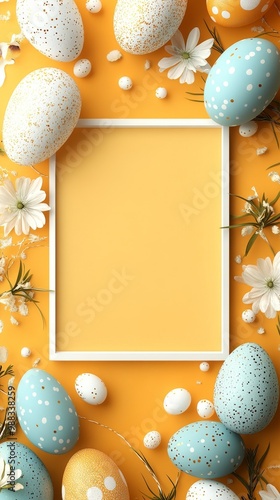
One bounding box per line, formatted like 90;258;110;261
73;59;91;78
143;430;161;449
256;146;268;156
86;0;102;13
257;327;265;334
155;87;167;99
118;76;133;90
239;121;258;137
144;59;151;70
106;50;122;62
242;309;256;323
199;362;210;372
21;347;31;357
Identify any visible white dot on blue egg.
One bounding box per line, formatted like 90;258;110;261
223;81;229;87
267;48;272;53
261;59;265;64
38;400;42;404
266;72;270;77
246;69;253;75
45;401;49;406
249;51;255;57
247;84;253;91
59;439;64;444
256;46;261;51
52;437;57;441
190;447;195;453
228;67;235;74
69;408;73;413
42;417;47;424
56;415;61;420
216;86;221;92
32;392;37;397
58;425;63;431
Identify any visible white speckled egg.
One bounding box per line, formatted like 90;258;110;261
239;121;258;137
206;0;276;28
155;87;168;99
113;0;188;55
143;430;161;449
197;399;215;418
204;38;280;126
118;76;133;89
242;309;256;322
214;343;279;434
168;420;245;478
86;0;102;12
186;479;239;499
16;368;79;454
200;362;210;372
164;388;191;414
16;0;84;61
73;58;92;78
75;373;107;405
62;449;129;499
0;441;53;499
3;67;81;166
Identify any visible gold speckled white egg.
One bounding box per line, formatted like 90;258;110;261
187;479;239;499
3;67;81;166
62;449;130;499
113;0;188;54
16;0;84;61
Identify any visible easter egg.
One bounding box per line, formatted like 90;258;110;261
16;0;84;61
0;441;53;499
75;373;107;405
186;479;239;499
168;421;245;478
16;368;79;454
214;342;279;434
113;0;188;54
62;449;130;499
164;388;191;414
206;0;276;28
204;37;280;126
3;67;81;166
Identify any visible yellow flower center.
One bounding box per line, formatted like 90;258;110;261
17;201;24;209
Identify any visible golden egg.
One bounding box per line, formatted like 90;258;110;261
62;448;130;499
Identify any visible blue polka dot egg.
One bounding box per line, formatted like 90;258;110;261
16;368;79;454
214;343;279;434
0;441;53;498
167;421;245;478
204;37;280;126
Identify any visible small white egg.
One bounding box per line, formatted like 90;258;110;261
155;87;167;99
239;121;258;138
73;59;91;78
75;373;107;405
118;76;133;90
242;309;256;323
21;347;31;357
197;399;215;419
163;388;191;415
199;362;210;372
86;0;102;13
143;430;161;449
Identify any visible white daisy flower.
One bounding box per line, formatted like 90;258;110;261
0;177;50;236
235;252;280;319
158;28;214;84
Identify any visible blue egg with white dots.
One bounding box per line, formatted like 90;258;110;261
0;441;53;498
16;369;79;455
204;37;280;126
167;421;245;478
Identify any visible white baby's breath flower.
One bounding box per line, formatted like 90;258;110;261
241;225;254;237
158;28;214;84
268;171;280;183
0;237;12;249
19;302;28;316
235;252;280;319
0;177;50;236
272;225;280;234
0;347;8;363
257;327;265;334
235;255;242;264
10;316;19;326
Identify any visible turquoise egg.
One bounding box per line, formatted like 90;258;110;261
214;343;279;434
0;441;53;498
167;421;245;478
16;368;79;454
204;38;280;126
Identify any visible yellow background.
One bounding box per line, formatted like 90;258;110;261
1;0;280;498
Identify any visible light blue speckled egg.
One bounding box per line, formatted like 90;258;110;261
167;420;245;478
16;368;79;454
204;37;280;126
214;342;279;434
0;441;53;498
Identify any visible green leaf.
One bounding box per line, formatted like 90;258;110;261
245;232;259;256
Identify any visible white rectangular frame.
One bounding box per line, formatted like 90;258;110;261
49;118;229;361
